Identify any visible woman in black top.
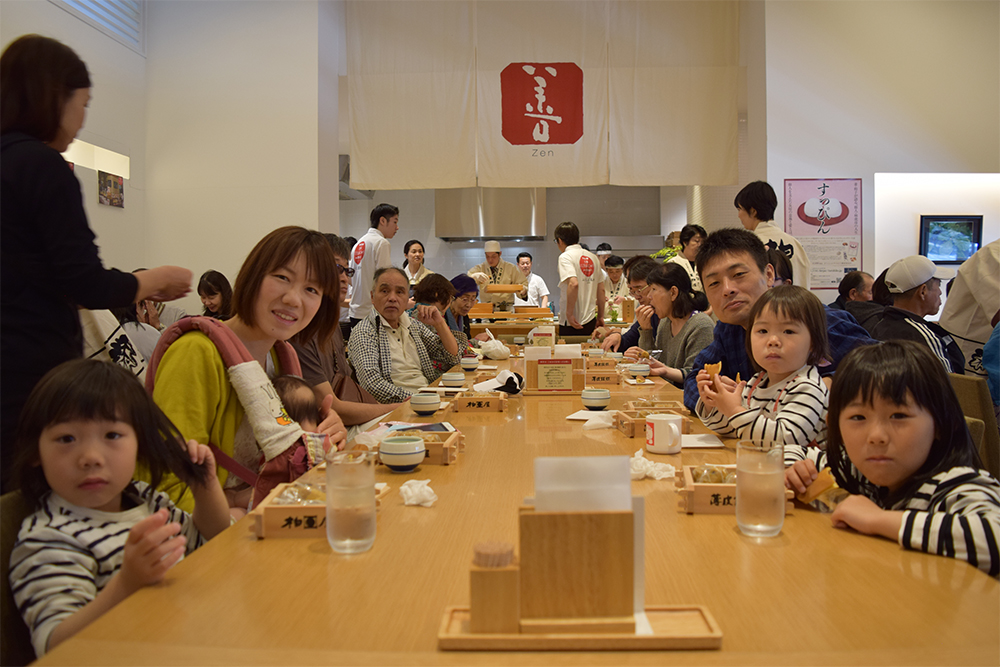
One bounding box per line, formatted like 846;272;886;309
0;35;192;490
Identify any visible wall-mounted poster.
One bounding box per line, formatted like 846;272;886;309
784;178;862;289
98;171;124;208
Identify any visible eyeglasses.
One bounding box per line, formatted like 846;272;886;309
456;294;478;304
337;264;356;278
629;283;651;298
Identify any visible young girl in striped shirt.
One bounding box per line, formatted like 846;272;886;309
696;285;830;449
785;341;1000;576
8;360;231;656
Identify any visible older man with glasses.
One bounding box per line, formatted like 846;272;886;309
598;256;662;352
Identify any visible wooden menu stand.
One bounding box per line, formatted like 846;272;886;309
438;504;723;651
522;358;585;396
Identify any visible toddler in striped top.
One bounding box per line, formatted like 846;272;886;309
696;285;830;449
785;341;1000;576
8;360;231;656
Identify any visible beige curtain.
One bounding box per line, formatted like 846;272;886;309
347;1;739;189
608;1;740;186
346;1;477;189
476;1;609;187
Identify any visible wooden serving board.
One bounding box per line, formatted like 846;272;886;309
675;465;793;515
615;410;693;438
377;431;465;465
438;605;722;651
624;400;688;414
484;284;526;293
250;482;392;539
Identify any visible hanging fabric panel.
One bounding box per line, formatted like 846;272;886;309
476;1;609;188
347;1;477;189
608;1;739;186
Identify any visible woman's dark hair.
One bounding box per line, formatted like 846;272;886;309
198;270;233;319
838;271;871;300
369;203;399;228
733;180;777;222
744;285;829;370
695;227;769;279
767;248;793;285
450;273;479;298
402;240;424;269
413;273;455;306
1;34;91;142
232;226;340;346
646;264;708;318
11;359;211;509
679;224;707;250
111;303;140;326
826;341;981;507
871;268;894;306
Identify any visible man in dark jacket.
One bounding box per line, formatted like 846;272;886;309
871;255;964;374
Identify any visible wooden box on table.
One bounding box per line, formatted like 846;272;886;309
675;465;793;515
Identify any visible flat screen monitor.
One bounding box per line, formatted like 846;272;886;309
918;215;982;265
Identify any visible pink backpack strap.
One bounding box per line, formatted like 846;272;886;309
272;340;301;377
145;316;253;394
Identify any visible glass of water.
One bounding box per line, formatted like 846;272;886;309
735;440;785;537
326;450;377;553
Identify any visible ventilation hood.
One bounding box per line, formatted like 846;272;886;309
339;155;375;201
435;187;546;241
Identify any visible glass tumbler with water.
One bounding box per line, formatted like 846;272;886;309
326;450;377;553
736;440;785;537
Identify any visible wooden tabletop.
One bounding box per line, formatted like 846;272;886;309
35;363;999;666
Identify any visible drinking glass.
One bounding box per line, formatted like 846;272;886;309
735;440;785;537
326;450;377;553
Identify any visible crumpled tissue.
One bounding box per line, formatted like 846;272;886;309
399;479;438;507
582;411;615;430
630;449;676;481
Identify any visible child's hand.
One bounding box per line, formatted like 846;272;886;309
785;459;819;494
697;370;745;416
117;509;186;594
183;439;219;487
830;495;903;540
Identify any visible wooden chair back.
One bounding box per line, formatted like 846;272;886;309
949;373;1000;477
1;491;37;666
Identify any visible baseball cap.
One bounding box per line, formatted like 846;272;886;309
484;241;501;253
884;256;955;293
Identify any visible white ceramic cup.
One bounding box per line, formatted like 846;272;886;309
645;413;682;454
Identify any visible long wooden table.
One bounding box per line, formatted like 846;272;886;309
35;363;999;666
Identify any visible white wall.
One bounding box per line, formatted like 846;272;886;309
0;0;147;272
145;0;320;315
766;0;1000;283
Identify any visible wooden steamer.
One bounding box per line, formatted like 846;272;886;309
675;465;794;515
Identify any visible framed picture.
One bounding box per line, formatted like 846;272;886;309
918;215;982;265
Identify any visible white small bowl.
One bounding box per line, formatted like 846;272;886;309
607;352;624;361
587;348;605;357
441;372;465;387
410;393;441;415
379;436;427;472
581;388;611;410
513;336;526;345
628;363;651;378
460;357;479;371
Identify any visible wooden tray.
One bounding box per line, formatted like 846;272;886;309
451;391;508;412
438;605;722;651
377;430;465;465
675;465;793;514
615;410;693;438
624;400;688;414
250;482;391;539
485;284;525;293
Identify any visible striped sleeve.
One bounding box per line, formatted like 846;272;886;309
902;319;954;372
897;468;1000;576
727;376;829;448
784;444;827;469
694;398;738;438
9;515;102;656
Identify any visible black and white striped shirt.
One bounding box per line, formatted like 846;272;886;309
786;445;1000;576
9;482;203;656
697;364;828;449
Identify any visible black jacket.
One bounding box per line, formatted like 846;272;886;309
870;306;965;374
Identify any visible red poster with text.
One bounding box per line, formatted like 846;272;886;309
501;62;583;146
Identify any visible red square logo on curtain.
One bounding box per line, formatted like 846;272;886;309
501;62;583;146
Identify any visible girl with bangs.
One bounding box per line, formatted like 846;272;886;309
785;341;1000;576
148;227;346;517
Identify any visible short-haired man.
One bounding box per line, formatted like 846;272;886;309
595;242;614;269
597;256;660;352
349;203;399;327
683;228;873;411
348;267;460;403
292;234;401;437
872;255;964;373
554;222;605;337
603;254;630;316
830;271;873;310
735;181;812;290
514;252;550;309
468;241;528;311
